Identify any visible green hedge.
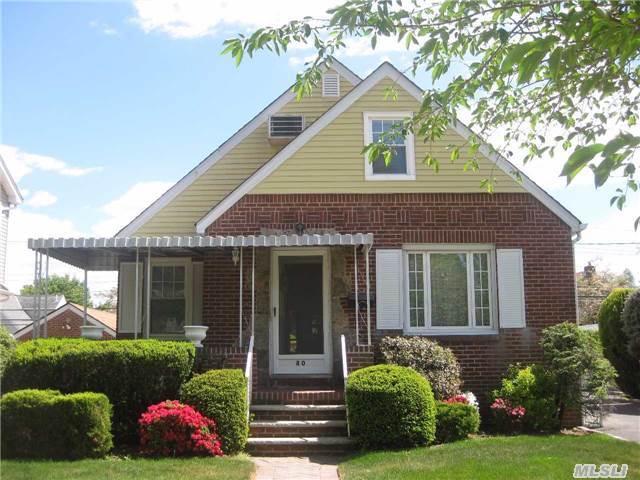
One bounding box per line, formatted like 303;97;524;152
181;369;248;454
1;389;112;459
2;339;195;442
346;364;436;449
435;401;480;443
599;288;639;398
0;325;16;376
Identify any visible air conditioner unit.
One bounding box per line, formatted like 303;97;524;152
269;115;304;144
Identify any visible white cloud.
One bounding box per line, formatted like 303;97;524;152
24;190;58;208
132;0;341;39
89;20;119;36
0;144;102;182
90;181;174;237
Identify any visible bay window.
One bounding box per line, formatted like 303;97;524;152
405;246;495;332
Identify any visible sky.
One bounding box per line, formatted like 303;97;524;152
2;0;638;302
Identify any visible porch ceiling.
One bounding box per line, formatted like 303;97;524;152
27;233;374;271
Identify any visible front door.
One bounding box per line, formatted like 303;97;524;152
271;248;332;375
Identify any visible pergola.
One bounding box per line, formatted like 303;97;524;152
27;233;374;345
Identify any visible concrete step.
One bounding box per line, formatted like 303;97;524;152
252;388;344;405
250;419;348;437
247;436;355;456
250;404;346;421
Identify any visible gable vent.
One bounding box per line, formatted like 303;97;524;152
322;73;340;97
269;115;304;140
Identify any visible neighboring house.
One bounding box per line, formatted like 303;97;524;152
0;293;66;334
0;155;22;286
28;60;584;401
14;302;116;341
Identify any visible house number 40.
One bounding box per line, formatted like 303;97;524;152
296;360;306;366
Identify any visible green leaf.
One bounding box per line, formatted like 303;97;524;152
561;144;605;184
548;47;562;80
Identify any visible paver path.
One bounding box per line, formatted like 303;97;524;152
253;456;342;480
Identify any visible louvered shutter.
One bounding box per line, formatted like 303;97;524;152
375;249;404;329
118;262;143;333
192;262;203;325
497;249;526;328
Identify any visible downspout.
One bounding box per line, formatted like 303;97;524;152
572;224;587;325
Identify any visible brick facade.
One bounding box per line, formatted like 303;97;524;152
18;308;115;341
199;192;576;401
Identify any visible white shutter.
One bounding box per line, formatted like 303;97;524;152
118;262;143;333
497;249;526;328
375;249;404;329
192;262;203;325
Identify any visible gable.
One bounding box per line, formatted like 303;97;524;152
122;68;358;236
252;77;525;194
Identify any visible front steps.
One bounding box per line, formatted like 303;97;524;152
248;387;354;456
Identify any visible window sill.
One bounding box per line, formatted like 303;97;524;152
365;174;416;181
403;328;498;336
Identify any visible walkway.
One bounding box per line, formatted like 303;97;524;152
595;392;640;443
253;456;342;480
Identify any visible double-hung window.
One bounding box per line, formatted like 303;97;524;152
405;246;495;333
364;112;415;180
150;259;191;335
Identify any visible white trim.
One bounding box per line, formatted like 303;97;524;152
13;303;116;339
0;155;22;205
195;61;583;234
402;244;498;335
363;111;416;181
117;60;360;237
270;247;332;375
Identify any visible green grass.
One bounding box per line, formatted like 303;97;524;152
339;434;640;480
1;455;255;480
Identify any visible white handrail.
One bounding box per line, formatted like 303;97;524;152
244;335;254;422
340;334;350;437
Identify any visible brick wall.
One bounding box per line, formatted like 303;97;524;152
18;308;115;341
202;192;576;400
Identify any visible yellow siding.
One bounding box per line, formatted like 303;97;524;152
253;78;525;194
134;70;355;235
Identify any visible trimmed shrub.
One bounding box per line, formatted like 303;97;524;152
1;389;113;459
346;364;436;449
435;401;480;443
380;336;462;399
599;288;639;397
0;325;16;375
138;400;223;457
2;339;195;442
180;369;248;454
491;364;558;432
622;289;640;363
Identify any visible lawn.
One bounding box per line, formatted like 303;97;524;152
339;433;640;480
1;455;255;480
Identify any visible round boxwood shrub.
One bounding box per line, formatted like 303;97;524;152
180;369;248;454
0;325;16;375
435;401;480;443
622;289;640;363
599;288;639;398
1;389;113;459
346;364;436;449
380;336;461;399
2;338;195;442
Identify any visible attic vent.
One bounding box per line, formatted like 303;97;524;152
322;73;340;97
269;115;304;138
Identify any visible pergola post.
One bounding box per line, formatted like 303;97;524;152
43;250;49;338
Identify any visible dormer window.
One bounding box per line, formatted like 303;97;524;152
364;112;415;180
269;115;304;144
322;73;340;97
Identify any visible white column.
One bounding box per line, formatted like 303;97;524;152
354;245;359;346
239;247;243;348
44;250;49;338
32;251;40;338
134;247;139;340
83;269;88;326
146;247;151;339
251;246;255;336
365;244;371;346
